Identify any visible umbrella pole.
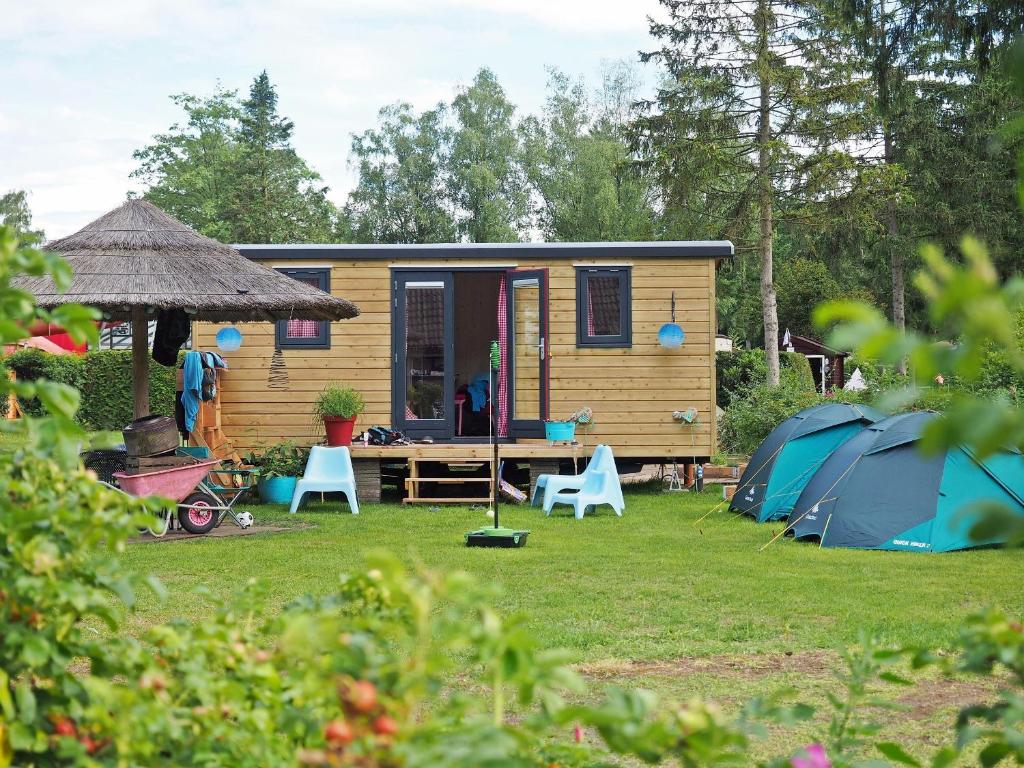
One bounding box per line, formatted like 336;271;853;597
132;307;149;419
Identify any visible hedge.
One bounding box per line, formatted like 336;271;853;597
79;350;177;430
6;349;177;430
716;348;816;408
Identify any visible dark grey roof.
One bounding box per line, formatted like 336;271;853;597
235;240;734;261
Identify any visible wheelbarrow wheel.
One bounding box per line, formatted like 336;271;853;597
178;491;220;534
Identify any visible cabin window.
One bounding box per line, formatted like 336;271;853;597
576;267;631;347
275;268;331;349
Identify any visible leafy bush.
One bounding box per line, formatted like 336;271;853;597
716;348;768;408
5;349;84;417
6;349;177;429
78;350;177;430
245;441;309;478
313;383;365;420
718;368;822;454
716;348;817;408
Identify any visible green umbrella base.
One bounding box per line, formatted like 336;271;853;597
464;527;530;548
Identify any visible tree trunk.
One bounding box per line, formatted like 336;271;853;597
884;128;906;374
756;0;780;387
877;0;907;375
131;307;150;420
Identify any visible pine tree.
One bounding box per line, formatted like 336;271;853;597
234;71;336;243
134;74;338;244
638;0;868;384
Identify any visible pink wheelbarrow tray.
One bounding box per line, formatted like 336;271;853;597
111;459;249;537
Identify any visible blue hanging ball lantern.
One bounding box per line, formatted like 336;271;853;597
658;322;685;349
215;326;243;352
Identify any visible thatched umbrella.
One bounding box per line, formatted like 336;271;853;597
17;199;359;419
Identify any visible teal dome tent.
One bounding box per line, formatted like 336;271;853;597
788;411;1024;552
731;403;884;523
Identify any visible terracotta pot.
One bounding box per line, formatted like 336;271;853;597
324;415;357;446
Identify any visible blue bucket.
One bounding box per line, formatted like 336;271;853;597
544;421;576;441
259;476;297;505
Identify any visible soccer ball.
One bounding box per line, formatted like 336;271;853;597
236;512;254;529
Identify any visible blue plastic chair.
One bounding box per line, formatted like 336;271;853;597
544;465;625;519
531;445;613;512
289;446;359;515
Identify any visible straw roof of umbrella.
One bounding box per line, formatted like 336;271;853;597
16;199;359;322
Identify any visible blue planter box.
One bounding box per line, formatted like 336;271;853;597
259;476;297;505
545;421;576;441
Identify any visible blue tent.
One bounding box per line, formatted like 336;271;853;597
731;403;884;523
788;411;1024;552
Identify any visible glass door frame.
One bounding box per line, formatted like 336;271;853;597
505;268;550;438
391;271;455;439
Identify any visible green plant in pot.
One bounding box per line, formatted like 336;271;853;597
314;384;365;446
245;442;308;504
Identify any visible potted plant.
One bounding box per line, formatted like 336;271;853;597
246;442;308;504
314;384;366;446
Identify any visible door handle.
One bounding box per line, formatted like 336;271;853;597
538;337;545;361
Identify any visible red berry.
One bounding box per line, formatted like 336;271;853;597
52;717;76;737
343;680;378;715
323;719;354;745
372;715;398;737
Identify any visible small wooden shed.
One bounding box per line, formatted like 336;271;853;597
780;330;848;393
193;241;732;499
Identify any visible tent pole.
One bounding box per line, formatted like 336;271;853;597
132;307;150;420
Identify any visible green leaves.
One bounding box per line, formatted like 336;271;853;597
876;741;921;766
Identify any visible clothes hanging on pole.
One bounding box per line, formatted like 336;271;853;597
152;309;191;366
179;350;203;432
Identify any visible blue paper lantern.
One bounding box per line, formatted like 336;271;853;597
658;323;685;349
215;326;243;352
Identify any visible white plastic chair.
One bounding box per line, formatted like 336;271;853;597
531;445;613;510
289;446;359;515
545;467;625;519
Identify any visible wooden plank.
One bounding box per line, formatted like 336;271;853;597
403;497;492;504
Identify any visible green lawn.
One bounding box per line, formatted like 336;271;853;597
119;486;1023;760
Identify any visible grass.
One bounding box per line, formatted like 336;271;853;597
121;487;1022;660
117;486;1021;761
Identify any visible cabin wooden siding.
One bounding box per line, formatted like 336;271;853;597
193;255;718;458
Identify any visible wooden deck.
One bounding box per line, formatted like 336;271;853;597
348;441;580;460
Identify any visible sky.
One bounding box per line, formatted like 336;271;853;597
1;0;663;239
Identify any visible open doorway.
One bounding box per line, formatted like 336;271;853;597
393;268;547;441
453;272;501;438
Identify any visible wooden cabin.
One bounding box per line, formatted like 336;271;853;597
193;241;733;502
779;330;848;393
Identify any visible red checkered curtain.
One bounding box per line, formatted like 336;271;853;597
285;319;319;338
284;275;324;340
497;274;509;437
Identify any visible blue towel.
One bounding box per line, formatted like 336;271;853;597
180;351;203;432
466;375;489;412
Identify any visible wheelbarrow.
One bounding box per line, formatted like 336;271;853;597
110;459;254;537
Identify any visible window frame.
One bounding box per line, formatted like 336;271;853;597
275;267;331;350
575;266;632;348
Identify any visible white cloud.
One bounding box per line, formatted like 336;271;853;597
2;0;662;238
